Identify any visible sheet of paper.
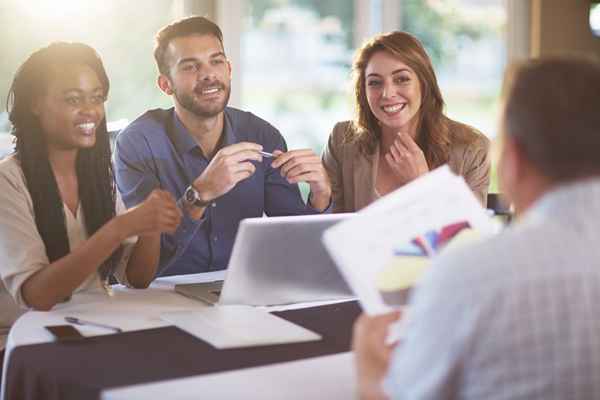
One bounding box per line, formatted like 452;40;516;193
323;165;500;315
160;305;321;349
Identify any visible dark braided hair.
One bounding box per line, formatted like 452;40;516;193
6;42;120;279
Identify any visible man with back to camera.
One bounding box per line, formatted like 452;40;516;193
113;16;331;276
353;57;600;399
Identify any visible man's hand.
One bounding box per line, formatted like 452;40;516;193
192;142;264;204
352;311;402;400
384;132;429;186
271;149;332;211
120;190;182;238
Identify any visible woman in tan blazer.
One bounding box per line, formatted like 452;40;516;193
323;31;490;212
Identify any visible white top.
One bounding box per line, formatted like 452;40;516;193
0;155;134;350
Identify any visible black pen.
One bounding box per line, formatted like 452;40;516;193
65;316;122;333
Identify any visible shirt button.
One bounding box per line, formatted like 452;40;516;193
212;202;216;208
213;237;218;242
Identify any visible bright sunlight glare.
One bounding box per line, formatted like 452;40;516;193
591;4;600;36
17;0;111;22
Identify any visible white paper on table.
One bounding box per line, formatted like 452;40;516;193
322;165;500;315
160;305;321;349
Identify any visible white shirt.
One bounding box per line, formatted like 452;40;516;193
0;155;134;350
384;178;600;399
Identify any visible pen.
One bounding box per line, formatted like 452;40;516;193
65;316;123;333
259;150;275;158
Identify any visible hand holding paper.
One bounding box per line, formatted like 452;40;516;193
322;166;499;315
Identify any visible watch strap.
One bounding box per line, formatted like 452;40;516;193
186;185;211;208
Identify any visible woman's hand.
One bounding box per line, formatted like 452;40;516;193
384;132;429;186
119;189;182;239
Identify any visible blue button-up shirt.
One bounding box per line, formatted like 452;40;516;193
114;107;326;276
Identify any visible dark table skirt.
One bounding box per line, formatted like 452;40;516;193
5;301;361;400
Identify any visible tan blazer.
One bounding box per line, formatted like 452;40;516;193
322;120;491;212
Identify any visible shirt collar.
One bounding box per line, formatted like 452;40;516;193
523;176;600;224
221;108;239;148
170;110;198;156
169;107;239;157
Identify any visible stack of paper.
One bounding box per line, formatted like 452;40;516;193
161;305;321;349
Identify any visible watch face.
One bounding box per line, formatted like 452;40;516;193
185;187;196;203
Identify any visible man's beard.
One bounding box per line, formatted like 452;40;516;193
174;81;231;118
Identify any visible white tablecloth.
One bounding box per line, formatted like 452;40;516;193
1;272;355;400
102;352;355;400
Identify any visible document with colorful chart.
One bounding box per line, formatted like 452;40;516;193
322;165;499;315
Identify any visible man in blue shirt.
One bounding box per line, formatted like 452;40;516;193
113;16;331;276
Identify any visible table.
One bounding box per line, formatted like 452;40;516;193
1;273;360;400
103;352;355;400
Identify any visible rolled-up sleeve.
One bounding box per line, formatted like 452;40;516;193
113;129;206;275
0;166;49;308
113;130;160;208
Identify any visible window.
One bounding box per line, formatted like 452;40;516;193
0;0;179;156
239;0;506;192
399;0;506;139
591;1;600;37
241;0;356;153
2;0;508;194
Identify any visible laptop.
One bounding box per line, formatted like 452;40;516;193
175;213;355;306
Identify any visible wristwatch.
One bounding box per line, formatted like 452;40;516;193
184;185;211;208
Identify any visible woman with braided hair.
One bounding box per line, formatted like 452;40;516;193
0;42;182;359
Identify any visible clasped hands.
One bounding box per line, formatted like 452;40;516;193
189;142;331;211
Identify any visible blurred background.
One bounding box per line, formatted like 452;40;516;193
1;0;599;192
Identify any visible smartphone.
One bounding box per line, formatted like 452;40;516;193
45;324;84;340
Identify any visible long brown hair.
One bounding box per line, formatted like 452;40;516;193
348;31;450;168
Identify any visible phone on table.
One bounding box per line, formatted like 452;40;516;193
45;325;85;340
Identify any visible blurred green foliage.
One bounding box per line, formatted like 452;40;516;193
401;0;496;69
247;0;355;48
